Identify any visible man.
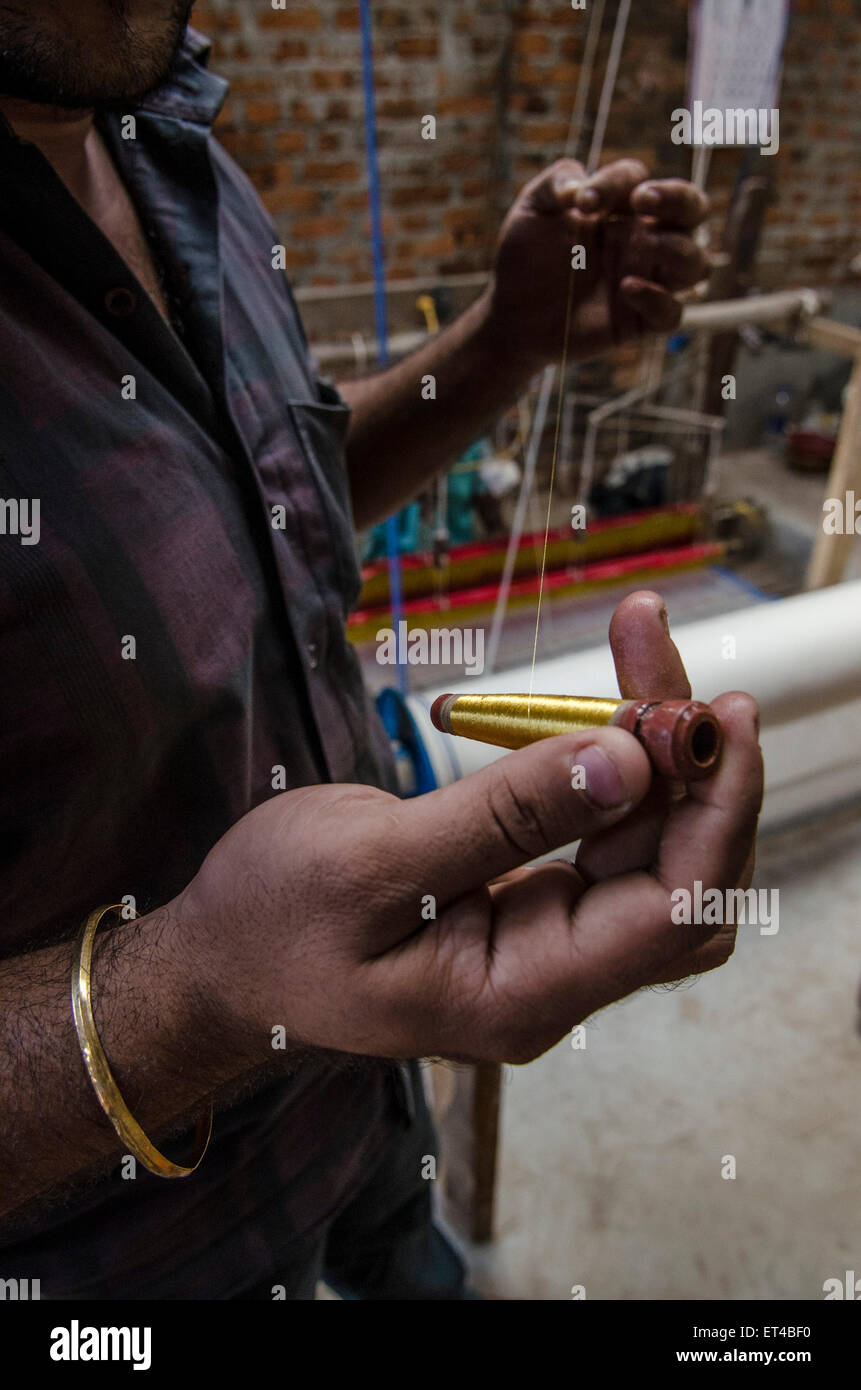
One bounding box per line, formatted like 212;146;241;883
0;3;762;1299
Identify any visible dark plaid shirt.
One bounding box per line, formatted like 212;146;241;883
0;29;405;1297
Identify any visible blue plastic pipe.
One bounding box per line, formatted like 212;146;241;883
358;0;407;692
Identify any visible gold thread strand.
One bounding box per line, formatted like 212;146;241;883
528;262;577;714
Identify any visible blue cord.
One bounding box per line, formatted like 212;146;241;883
359;0;407;693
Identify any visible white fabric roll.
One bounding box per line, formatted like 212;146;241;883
406;582;861;830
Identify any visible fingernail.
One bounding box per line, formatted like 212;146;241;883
577;186;601;211
753;707;761;738
639;187;661;208
561;179;582;196
576;745;629;809
659;603;670;633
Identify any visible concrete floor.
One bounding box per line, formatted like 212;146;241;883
717;444;861;588
459;799;861;1301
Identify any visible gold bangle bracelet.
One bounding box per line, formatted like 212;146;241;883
71;903;213;1179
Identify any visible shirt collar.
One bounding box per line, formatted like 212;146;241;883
136;26;228;127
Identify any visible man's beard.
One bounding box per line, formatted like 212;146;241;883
0;0;195;109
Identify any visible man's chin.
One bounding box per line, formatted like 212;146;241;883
0;72;169;110
0;1;193;110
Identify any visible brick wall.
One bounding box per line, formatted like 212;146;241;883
191;0;860;292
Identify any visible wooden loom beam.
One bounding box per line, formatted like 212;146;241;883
804;319;861;591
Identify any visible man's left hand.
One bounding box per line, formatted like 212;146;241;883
484;157;710;369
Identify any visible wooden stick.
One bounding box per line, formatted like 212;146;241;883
807;316;861;358
805;342;861;590
435;1062;502;1245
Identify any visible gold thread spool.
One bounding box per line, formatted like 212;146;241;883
429;693;722;781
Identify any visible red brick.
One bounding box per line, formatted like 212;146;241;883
443;206;489;232
514;33;552;55
304;160;361;182
262;186;320;212
437;95;494;116
378;98;423;118
547;63;581;86
277;247;318;269
438;151;485;174
394;38;438;59
311;70;355;90
336;191;373;212
410;234;457;257
389;185;450;207
258;7;322;30
521;120;570;145
274;40;310;60
228;78;276;97
194;3;240;31
273;130;308;154
217;130;267;157
291;215;349;239
245;100;281;126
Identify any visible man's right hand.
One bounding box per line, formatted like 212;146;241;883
178;595;762;1067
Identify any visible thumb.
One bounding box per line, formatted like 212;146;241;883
523;157;587;214
403;728;652;905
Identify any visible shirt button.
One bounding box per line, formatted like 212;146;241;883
104;287;137;317
306;641;319;670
